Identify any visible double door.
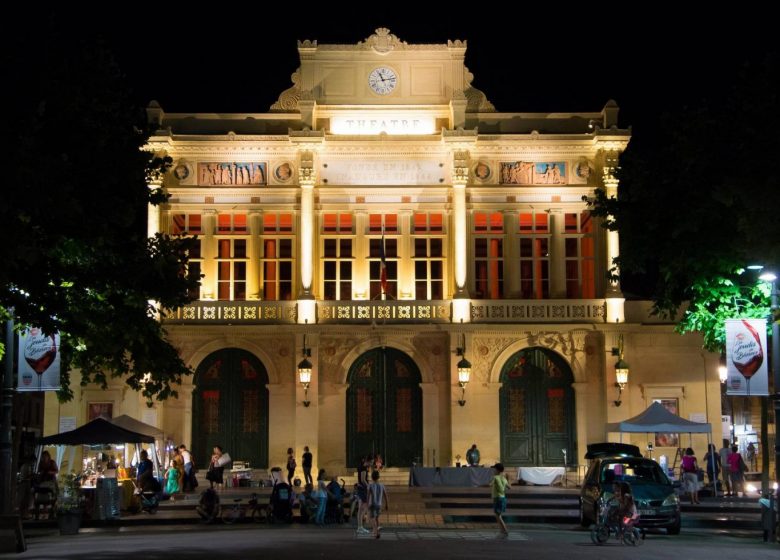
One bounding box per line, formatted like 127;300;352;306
192;349;269;468
499;348;576;466
346;348;422;467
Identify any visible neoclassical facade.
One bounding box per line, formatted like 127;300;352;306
45;29;722;474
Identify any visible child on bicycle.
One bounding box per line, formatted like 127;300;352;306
616;482;640;537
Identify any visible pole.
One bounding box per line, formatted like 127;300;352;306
770;280;780;490
1;311;14;514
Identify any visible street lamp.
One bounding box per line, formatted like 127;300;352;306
297;331;312;408
611;334;630;407
758;270;780;490
456;332;471;407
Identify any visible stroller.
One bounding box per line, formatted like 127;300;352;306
134;474;161;514
267;481;293;523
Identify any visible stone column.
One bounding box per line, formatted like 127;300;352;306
601;150;624;322
420;382;440;466
549;210;566;298
298;152;316;324
248;210;261;300
267;383;294;470
571;382;592;470
201;209;217;300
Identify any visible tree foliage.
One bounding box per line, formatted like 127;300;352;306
0;27;198;401
588;54;780;351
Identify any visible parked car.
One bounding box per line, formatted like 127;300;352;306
580;443;681;534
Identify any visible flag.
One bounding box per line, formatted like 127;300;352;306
379;226;388;297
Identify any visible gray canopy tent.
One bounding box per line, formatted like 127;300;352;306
606;402;714;477
110;415;166;469
37;417;160;476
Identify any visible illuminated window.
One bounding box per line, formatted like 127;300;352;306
368;214;398;233
323;239;353;300
171;213;202;235
263;213;293;233
473;212;504;299
518;212;550;299
217;239;247;300
261;239;293;301
187;239;202;300
563;211;595;298
369;238;397;299
217;214;247;234
323;213;353;234
413;214;445;300
413;213;443;233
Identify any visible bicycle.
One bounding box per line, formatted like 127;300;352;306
221;493;265;524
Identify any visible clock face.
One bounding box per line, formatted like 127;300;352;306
368;67;397;95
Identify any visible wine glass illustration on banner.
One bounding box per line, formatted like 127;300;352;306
23;328;58;391
730;319;764;408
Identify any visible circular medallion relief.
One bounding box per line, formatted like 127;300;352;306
173;163;190;181
473;161;491;182
274;162;293;182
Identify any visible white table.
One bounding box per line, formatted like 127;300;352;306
517;466;566;485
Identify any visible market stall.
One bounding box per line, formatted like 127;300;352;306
37;418;157;518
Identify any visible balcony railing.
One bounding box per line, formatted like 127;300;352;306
317;300;451;324
470;299;606;323
163;300;297;324
162;299;606;325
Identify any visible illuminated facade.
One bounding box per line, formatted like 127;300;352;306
46;29;723;474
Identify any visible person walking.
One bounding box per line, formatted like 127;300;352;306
368;470;389;539
491;463;510;537
719;440;732;497
703;443;721;494
302;446;313;486
681;447;700;504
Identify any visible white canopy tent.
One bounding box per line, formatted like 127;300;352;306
607;402;714;476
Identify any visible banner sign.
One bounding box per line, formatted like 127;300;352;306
17;327;61;392
725;318;769;396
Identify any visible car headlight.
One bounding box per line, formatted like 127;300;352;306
662;494;679;507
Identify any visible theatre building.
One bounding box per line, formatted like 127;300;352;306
45;29;724;475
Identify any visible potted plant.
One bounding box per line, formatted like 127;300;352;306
56;473;84;535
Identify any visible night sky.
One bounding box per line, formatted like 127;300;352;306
53;8;770;147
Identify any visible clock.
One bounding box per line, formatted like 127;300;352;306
368;67;398;95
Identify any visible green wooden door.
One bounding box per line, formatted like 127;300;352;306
499;348;576;466
346;348;422;468
192;349;269;469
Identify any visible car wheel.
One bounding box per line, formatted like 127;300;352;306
579;499;590;527
667;519;681;535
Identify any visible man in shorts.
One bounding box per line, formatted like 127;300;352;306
367;470;389;539
491;463;509;537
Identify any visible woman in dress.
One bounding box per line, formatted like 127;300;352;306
165;460;181;495
207;446;226;489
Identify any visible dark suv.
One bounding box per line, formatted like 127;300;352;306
579;443;681;534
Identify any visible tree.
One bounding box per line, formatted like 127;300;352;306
588;54;780;351
0;26;198;401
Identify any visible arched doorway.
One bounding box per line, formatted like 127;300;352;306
192;348;269;468
346;348;422;468
499;347;576;466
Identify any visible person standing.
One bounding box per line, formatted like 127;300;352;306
286;447;297;484
466;444;480;467
179;444;194;491
368;470;388;539
681;448;700;504
207;446;227;490
302;446;313;486
718;440;732;497
703;443;721;493
355;455;371;535
727;444;746;498
491;463;509;537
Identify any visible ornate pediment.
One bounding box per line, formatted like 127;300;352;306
270;69;301;112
